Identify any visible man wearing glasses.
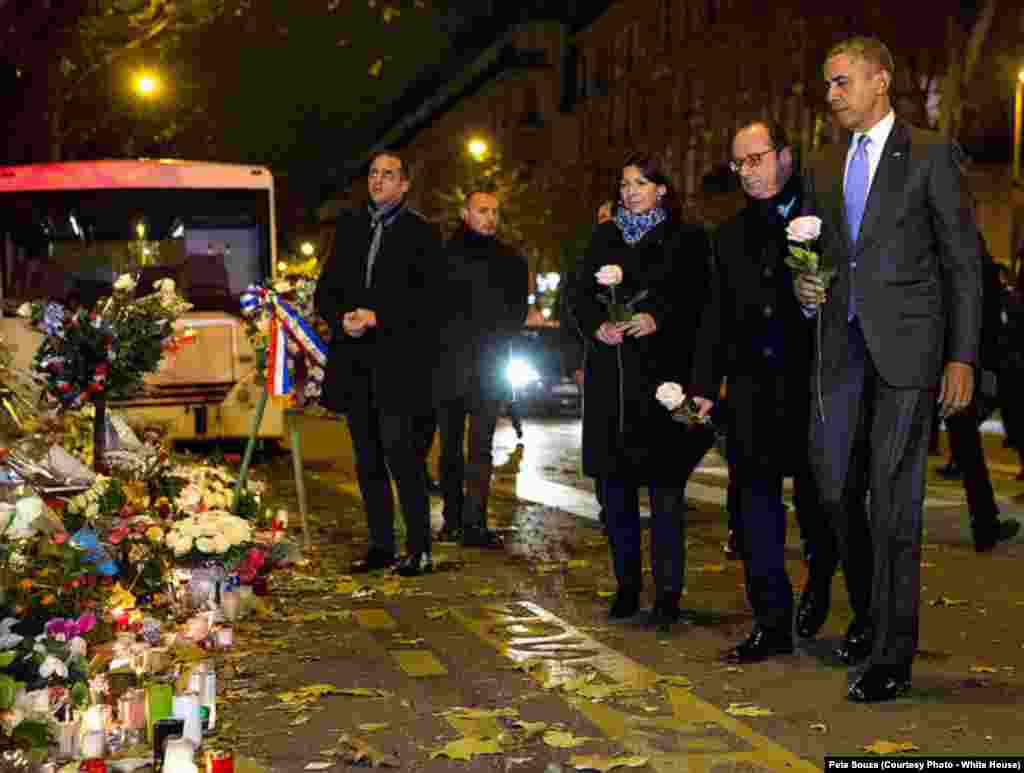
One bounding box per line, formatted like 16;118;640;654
315;150;442;577
690;119;864;663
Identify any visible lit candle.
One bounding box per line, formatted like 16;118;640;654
172;694;203;748
215;627;233;649
164;738;198;773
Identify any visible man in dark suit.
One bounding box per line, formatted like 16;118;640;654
314;150;442;577
795;37;982;702
690;119;853;662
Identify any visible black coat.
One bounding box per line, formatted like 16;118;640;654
432;229;529;406
692;191;815;475
314;203;442;415
569;217;713;482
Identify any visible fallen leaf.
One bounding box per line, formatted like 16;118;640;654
339;687;392;698
472;587;500;597
425;607;452;620
725;702;773;717
570;754;650;771
440;707;519;720
656;675;693;688
368;59;383;78
277;684;341;705
358;723;390;732
970;665;997;674
304;763;332;770
694;563;726;573
290;715;311;726
566;559;591;569
810;723;828;733
381;6;400;22
335;576;356;594
863;740;920;755
339;734;399;767
543;730;594;748
430;736;502;761
931;595;967;607
514;720;548;738
596;590;615;598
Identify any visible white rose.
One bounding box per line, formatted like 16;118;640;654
39;655;68;679
595;265;624;287
655;382;686;412
69;637;88;658
16;302;32;318
113;274;137;293
210;535;231;554
195;537;216;553
785;215;822;243
153;278;176;295
172;536;192;557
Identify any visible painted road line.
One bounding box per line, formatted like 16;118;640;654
353;608;452;678
452;601;820;773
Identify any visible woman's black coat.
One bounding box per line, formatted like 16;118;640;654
569;217;713;483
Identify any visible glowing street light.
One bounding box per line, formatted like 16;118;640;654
300;241;316;257
1014;70;1024;184
135;72;160;98
467;138;488;161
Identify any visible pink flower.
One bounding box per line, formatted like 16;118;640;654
594;265;623;287
51;531;70;546
786;215;822;243
108;527;130;545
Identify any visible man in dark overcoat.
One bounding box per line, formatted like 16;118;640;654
691;119;868;663
795;37;982;702
314;151;442;577
433;191;528;548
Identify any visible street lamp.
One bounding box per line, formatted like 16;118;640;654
300;241;316;257
134;72;160;98
467;138;488;162
1015;70;1024;184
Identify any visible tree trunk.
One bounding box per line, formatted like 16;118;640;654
93;397;107;473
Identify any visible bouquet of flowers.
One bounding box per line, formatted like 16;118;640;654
240;267;327;410
163;510;253;563
655;382;711;427
19;276;192;470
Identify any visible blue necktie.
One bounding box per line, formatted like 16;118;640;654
844;135;870;318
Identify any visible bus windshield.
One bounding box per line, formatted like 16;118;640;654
0;188;271;314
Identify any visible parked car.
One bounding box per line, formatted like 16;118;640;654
504;325;581;416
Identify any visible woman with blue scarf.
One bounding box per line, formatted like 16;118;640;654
568;152;713;631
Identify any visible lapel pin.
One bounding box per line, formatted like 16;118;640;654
892;152;903;158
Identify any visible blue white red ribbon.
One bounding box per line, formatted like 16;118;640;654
241;284;326;399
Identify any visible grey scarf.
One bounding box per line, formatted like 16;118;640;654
365;199;405;288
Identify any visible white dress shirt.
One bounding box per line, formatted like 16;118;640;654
844;110;895;195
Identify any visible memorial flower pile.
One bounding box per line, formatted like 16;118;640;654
163;510;253;561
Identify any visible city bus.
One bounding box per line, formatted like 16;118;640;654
0;159;286;441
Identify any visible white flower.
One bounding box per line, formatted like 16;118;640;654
786;215;822;243
153;278;176;295
16;302;32;318
69;637;88;658
655;382;686;411
113;274;137;293
39;655;68;679
0;633;22;649
595;265;624;287
195;537;216;553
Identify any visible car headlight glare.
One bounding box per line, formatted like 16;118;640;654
506;358;540;389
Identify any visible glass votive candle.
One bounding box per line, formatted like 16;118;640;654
120;688;148;730
164;737;198;773
56;719;80;759
81;729;106;760
220;590;241;622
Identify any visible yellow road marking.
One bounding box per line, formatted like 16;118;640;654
391;649;448;677
353;608;398;630
453;601;820;773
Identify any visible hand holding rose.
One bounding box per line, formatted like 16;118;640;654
785;215;822;244
655;382;685;411
595;264;623;286
342;308;378;337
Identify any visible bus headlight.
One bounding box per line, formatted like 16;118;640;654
506;358;540;389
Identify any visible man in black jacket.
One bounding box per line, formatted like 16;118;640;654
691;119;869;663
314;151;442;577
434;191;528;548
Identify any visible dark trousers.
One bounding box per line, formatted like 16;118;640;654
345;376;431;556
809;319;932;667
604;480;687;598
731;467;794;633
999;367;1024;456
946;400;1000;526
413;412;437;478
438;396;500;529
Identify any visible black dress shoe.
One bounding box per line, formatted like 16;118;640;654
608;588;641;619
936;462;962;480
350;548;396;573
795;587;830;639
835;618;874;665
723;626;794;663
848;664;911;702
395;552;433;577
649;595;682;631
461;526;504;549
973;518;1020;553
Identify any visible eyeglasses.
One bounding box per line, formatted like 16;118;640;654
729;148;779;174
368;168;401;181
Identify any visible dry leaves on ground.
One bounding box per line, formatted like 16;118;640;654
430;737;503;761
863;740;920;755
724;702;773;717
338;734;399;767
543;730;595;748
970;665;997;674
931;596;968;607
569;754;651;771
